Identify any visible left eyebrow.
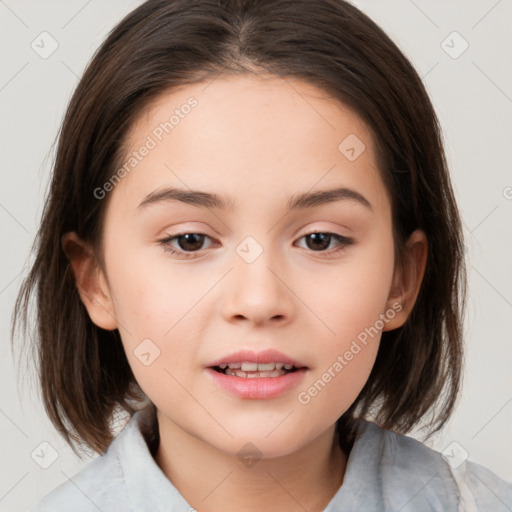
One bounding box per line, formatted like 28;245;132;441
287;187;373;211
137;187;236;211
137;186;373;212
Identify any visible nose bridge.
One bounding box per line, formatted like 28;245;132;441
221;234;294;325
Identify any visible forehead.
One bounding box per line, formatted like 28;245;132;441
107;73;388;217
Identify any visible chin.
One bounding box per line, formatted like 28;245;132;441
216;422;317;460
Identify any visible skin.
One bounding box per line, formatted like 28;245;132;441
63;73;427;512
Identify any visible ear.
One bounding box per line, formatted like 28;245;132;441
383;229;428;331
61;232;118;331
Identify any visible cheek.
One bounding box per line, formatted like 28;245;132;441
110;273;200;415
105;249;220;394
300;230;395;344
108;248;208;340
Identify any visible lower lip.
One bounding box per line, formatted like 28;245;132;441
205;368;307;399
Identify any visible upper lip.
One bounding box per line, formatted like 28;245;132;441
206;349;307;368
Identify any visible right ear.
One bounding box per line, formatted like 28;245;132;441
61;232;118;331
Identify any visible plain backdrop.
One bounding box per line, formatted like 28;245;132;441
1;0;511;510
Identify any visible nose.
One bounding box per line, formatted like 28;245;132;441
221;247;295;327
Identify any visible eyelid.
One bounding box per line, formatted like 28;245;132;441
296;224;352;237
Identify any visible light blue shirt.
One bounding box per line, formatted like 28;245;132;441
31;406;512;511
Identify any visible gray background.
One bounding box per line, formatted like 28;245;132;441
1;0;511;510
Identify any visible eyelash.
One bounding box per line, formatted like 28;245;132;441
158;231;354;259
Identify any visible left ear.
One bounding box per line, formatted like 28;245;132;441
383;229;428;331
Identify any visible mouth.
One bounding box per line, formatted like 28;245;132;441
205;349;308;399
210;361;302;378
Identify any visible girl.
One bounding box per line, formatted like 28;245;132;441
12;0;512;510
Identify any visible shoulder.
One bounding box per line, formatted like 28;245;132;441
29;450;126;512
451;457;512;512
29;408;155;512
357;422;512;511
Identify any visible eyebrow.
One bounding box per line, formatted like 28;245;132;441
137;186;373;212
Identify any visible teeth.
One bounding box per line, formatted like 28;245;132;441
225;368;289;378
216;361;300;377
223;362;295;372
241;362;258;371
255;363;275;371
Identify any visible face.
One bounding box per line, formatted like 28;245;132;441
78;74;406;458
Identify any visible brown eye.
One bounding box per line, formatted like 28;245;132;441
305;233;331;251
175;233;206;251
296;232;354;254
159;232;215;258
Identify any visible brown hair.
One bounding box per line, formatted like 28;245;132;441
12;0;466;455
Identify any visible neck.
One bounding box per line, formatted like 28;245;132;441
154;412;347;512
